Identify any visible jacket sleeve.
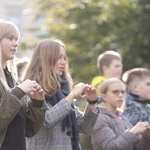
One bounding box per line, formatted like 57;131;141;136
0;85;25;132
42;99;73;128
92;114;140;150
75;104;99;135
25;96;47;137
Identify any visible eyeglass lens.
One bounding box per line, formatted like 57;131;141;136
112;90;126;96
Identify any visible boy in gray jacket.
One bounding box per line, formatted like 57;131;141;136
123;68;150;125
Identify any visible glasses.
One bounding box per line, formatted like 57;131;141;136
111;90;126;96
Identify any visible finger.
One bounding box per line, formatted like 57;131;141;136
32;83;38;89
35;85;42;91
78;94;84;99
81;95;87;100
144;122;149;127
32;86;38;92
84;85;91;91
29;91;34;95
38;89;44;93
77;82;85;86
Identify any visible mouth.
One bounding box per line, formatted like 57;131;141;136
117;100;123;103
11;49;17;52
59;67;65;71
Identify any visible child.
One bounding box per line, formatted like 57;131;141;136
16;57;30;81
91;78;150;150
123;68;150;126
91;50;123;102
25;38;99;150
0;19;46;150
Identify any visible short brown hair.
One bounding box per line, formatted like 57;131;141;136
97;50;122;75
122;68;150;92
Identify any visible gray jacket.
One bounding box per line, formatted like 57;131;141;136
0;81;46;148
91;106;150;150
26;99;99;150
123;93;150;126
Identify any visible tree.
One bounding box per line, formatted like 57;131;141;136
105;0;150;70
32;0;149;85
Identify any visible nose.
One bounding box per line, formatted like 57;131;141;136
13;41;19;47
61;58;66;64
119;91;126;97
118;92;123;97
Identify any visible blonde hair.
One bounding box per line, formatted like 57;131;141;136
97;50;122;75
0;19;20;89
100;78;125;95
24;38;73;97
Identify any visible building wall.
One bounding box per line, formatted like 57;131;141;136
0;0;44;57
0;0;38;41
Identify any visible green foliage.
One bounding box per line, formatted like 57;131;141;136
33;0;150;84
20;39;38;51
105;0;150;70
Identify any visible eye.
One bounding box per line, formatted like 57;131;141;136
64;56;66;61
7;37;13;40
121;90;126;94
6;35;16;41
59;55;66;61
112;90;126;96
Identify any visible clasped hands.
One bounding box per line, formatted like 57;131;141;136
130;121;150;135
17;79;44;101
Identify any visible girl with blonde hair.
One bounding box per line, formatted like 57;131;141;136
0;19;46;150
91;78;150;150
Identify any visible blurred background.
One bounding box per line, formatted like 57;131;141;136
0;0;149;149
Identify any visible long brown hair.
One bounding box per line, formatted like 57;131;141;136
24;38;73;97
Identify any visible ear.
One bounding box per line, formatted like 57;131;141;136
102;65;109;75
102;65;107;72
131;82;138;92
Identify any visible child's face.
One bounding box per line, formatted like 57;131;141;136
135;77;150;100
102;82;126;111
105;59;123;79
1;35;19;63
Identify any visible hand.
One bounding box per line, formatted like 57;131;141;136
18;79;38;94
130;122;149;135
82;84;97;101
71;83;86;99
28;84;45;101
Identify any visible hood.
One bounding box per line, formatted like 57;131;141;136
97;105;121;119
